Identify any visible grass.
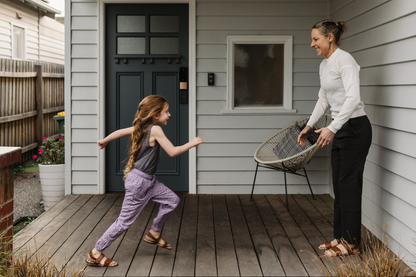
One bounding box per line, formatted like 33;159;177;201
14;161;39;175
321;223;411;277
1;222;85;276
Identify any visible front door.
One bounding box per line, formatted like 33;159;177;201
105;4;189;192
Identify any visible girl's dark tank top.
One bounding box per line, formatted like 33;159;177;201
133;124;161;175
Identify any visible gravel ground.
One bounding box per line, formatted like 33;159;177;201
13;172;45;222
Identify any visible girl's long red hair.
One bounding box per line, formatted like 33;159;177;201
123;95;167;179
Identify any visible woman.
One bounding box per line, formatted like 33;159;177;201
298;19;372;257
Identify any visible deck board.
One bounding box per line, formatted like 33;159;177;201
226;195;263;277
212;195;239;277
195;195;217;277
13;193;416;277
172;194;198;277
150;194;185;277
239;195;285;276
253;194;308;277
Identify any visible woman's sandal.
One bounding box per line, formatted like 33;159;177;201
86;250;118;267
319;239;341;250
324;243;360;257
143;231;172;250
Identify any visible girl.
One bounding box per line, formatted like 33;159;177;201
86;95;204;267
298;20;372;257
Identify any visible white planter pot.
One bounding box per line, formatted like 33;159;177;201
39;164;65;210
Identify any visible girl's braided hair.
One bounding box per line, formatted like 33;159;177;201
313;19;348;45
123;95;168;179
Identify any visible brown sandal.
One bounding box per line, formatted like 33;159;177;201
319;239;341;250
143;231;172;250
324;243;360;257
86;250;118;267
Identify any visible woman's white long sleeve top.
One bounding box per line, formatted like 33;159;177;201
306;48;366;133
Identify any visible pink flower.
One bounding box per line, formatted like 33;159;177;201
60;137;64;140
42;137;47;141
33;155;37;159
39;149;44;154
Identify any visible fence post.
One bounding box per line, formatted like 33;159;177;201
35;65;43;147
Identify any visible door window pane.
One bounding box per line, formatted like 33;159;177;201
117;37;146;54
150;37;178;54
117;16;145;33
13;26;24;59
234;44;284;107
150;16;178;33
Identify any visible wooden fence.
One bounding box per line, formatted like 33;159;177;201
0;59;64;162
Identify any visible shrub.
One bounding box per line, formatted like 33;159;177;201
33;137;65;165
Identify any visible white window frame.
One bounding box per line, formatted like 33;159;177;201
10;22;27;60
223;36;295;114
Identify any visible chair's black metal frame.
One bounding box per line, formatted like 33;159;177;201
250;160;315;208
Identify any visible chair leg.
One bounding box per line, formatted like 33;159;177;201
250;162;259;201
303;167;315;199
284;169;288;209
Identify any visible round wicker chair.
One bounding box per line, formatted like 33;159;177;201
250;114;332;207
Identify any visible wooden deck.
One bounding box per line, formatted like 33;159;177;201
14;193;415;277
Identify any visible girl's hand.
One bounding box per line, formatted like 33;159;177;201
191;137;205;147
315;127;335;148
98;139;108;149
297;125;312;147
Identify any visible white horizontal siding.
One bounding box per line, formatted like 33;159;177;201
195;0;329;195
72;157;98;170
0;1;64;63
69;0;100;195
72;87;98;100
332;0;416;270
198;184;329;194
197;157;327;172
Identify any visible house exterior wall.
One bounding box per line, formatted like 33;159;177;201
195;0;330;194
0;0;64;64
67;0;99;194
66;0;332;195
330;0;416;268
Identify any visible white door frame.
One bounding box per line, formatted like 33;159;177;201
97;0;197;194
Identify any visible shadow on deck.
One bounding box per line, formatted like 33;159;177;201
13;194;416;277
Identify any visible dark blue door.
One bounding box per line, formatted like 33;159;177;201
105;4;189;191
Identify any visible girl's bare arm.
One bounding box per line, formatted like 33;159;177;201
98;127;134;149
151;125;204;157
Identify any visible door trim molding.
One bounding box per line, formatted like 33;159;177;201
98;0;197;194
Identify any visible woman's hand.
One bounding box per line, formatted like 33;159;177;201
315;127;335;148
98;139;108;149
298;125;312;147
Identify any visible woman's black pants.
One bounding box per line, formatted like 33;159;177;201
331;115;372;245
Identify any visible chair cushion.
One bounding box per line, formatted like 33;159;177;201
273;125;312;159
299;123;320;144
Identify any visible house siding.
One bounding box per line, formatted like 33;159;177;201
195;0;330;194
0;0;64;64
69;0;99;194
330;0;416;269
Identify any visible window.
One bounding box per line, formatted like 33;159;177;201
11;24;26;60
116;15;179;55
224;36;294;114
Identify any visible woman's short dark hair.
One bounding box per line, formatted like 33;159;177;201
313;19;348;45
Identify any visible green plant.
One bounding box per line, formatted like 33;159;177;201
0;228;15;276
321;223;410;277
14;162;39;175
1;223;85;276
24;217;36;226
33;137;65;165
10;248;85;277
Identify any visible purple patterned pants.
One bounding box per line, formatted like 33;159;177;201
95;169;180;251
